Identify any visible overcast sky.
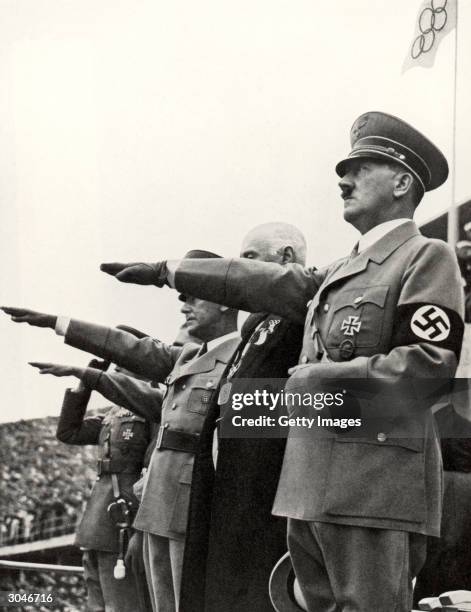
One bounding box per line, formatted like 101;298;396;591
1;0;470;423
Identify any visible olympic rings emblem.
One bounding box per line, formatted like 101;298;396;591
411;0;448;59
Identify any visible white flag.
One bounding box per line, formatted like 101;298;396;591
402;0;457;72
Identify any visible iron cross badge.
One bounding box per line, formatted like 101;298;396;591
122;428;134;440
341;315;362;336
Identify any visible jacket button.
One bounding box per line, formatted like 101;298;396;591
206;381;213;388
171;403;177;410
377;432;387;442
181;384;186;390
300;355;308;364
324;303;329;312
354;296;363;304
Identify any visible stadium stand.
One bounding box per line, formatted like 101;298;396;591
0;414;101;611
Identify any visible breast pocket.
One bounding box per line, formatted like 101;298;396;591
326;285;389;349
187;380;216;416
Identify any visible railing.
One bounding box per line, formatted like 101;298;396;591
0;559;84;574
0;513;81;548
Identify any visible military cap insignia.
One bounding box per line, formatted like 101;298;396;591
410;305;450;341
351;115;369;141
341;315;362;336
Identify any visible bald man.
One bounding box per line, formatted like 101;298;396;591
115;223;307;612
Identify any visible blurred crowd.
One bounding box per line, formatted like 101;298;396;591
1;567;87;611
0;416;97;546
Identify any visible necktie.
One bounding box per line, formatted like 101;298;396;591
349;242;359;260
196;342;208;357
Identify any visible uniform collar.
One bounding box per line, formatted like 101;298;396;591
207;330;240;352
169;333;240;383
312;220;420;308
357;218;410;253
362;219;420;264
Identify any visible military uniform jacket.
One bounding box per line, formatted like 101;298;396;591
63;320;240;540
174;221;465;536
56;388;152;553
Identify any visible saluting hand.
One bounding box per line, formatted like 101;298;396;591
100;262;167;286
1;307;57;329
29;362;85;379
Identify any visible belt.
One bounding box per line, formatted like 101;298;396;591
96;459;143;475
156;424;200;454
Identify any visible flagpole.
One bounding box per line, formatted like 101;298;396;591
447;0;459;247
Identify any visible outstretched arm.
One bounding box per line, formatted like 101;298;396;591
1;307;57;328
1;307;181;382
50;358;108;445
101;259;326;323
64;319;181;382
30;362;163;423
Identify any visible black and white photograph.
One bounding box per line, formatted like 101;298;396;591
1;1;471;610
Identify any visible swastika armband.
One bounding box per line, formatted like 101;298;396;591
392;302;464;359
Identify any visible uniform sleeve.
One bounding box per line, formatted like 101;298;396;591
288;240;464;389
174;257;326;324
56;387;104;445
64;320;182;381
82;369;163;423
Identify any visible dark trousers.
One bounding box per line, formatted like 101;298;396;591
83;549;152;612
288;519;427;612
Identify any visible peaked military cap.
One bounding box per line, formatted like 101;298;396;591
179;249;222;302
335;111;449;193
183;249;222;260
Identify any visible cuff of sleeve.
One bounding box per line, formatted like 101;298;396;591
81;368;104;390
69;380;88;393
165;260;179;288
55;316;71;336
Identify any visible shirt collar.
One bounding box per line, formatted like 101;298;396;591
357;218;410;254
207;330;240;352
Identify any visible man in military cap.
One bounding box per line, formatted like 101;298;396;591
30;325;159;612
2;251;240;612
98;112;465;610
